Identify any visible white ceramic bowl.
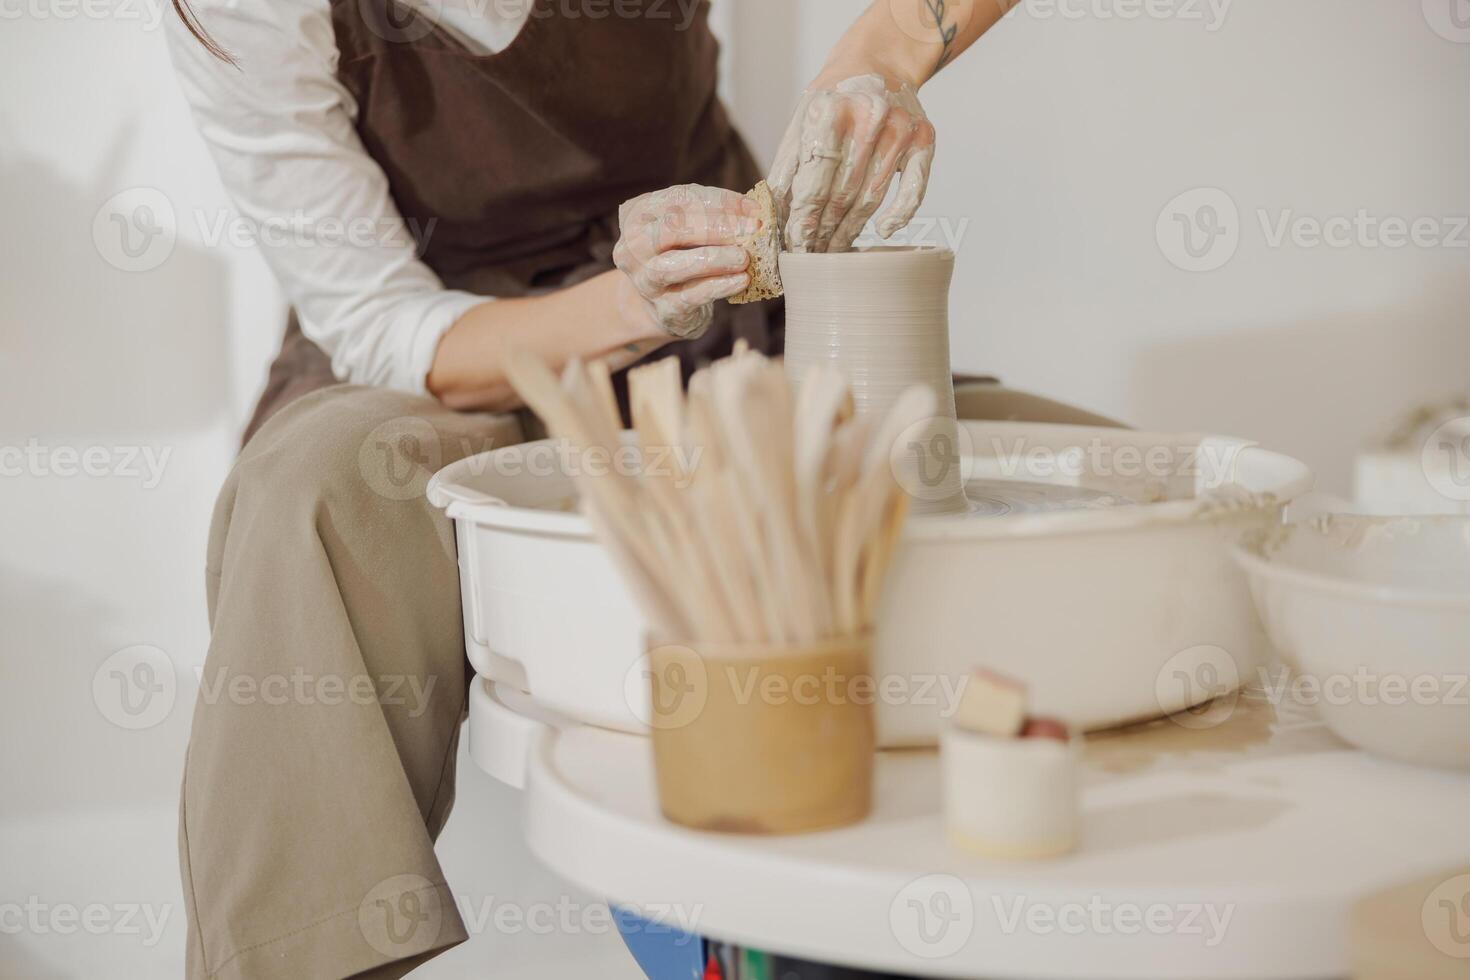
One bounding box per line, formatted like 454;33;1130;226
430;421;1313;745
1233;515;1470;770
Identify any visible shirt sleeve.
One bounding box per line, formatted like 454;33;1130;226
164;0;485;394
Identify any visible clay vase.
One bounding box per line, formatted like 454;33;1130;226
780;247;968;515
647;637;875;835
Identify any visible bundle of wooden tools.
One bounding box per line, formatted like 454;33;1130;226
504;345;935;645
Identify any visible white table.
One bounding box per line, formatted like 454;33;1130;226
470;679;1470;979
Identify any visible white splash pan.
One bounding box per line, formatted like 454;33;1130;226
428;421;1314;745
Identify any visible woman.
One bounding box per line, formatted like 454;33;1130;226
167;1;1004;976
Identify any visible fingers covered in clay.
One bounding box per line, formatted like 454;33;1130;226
631;246;749;294
769;74;935;253
614;183;760;339
874;87;936;240
813;83;891;252
616;190;758;261
652;273;751;339
829;103;915;252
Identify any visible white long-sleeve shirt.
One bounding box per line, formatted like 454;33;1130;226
165;0;534;393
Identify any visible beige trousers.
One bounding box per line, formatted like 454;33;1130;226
180;385;524;980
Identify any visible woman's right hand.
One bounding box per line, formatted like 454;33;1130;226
613;184;760;341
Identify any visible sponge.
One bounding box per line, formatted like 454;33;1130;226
951;669;1028;738
728;180;784;305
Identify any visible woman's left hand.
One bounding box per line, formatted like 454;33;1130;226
768;72;936;254
613;184;758;340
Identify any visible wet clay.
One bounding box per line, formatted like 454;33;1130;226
780;247;969;515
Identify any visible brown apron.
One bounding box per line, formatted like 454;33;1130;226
244;0;782;443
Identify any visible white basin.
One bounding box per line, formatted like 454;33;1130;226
429;421;1313;745
1234;514;1470;770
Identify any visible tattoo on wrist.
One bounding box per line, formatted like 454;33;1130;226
924;0;959;70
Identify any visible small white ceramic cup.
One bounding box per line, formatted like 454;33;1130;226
940;727;1080;859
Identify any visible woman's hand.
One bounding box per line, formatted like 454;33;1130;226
769;72;935;255
429;185;756;410
767;0;1014;254
613;184;760;340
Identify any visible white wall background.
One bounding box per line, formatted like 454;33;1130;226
2;1;1467;977
728;0;1470;495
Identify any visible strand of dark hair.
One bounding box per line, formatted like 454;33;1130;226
172;0;237;64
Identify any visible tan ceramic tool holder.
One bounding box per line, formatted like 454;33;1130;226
647;636;876;835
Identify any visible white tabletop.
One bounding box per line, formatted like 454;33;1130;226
508;687;1470;979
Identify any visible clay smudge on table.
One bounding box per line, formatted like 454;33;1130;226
1083;683;1346;779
